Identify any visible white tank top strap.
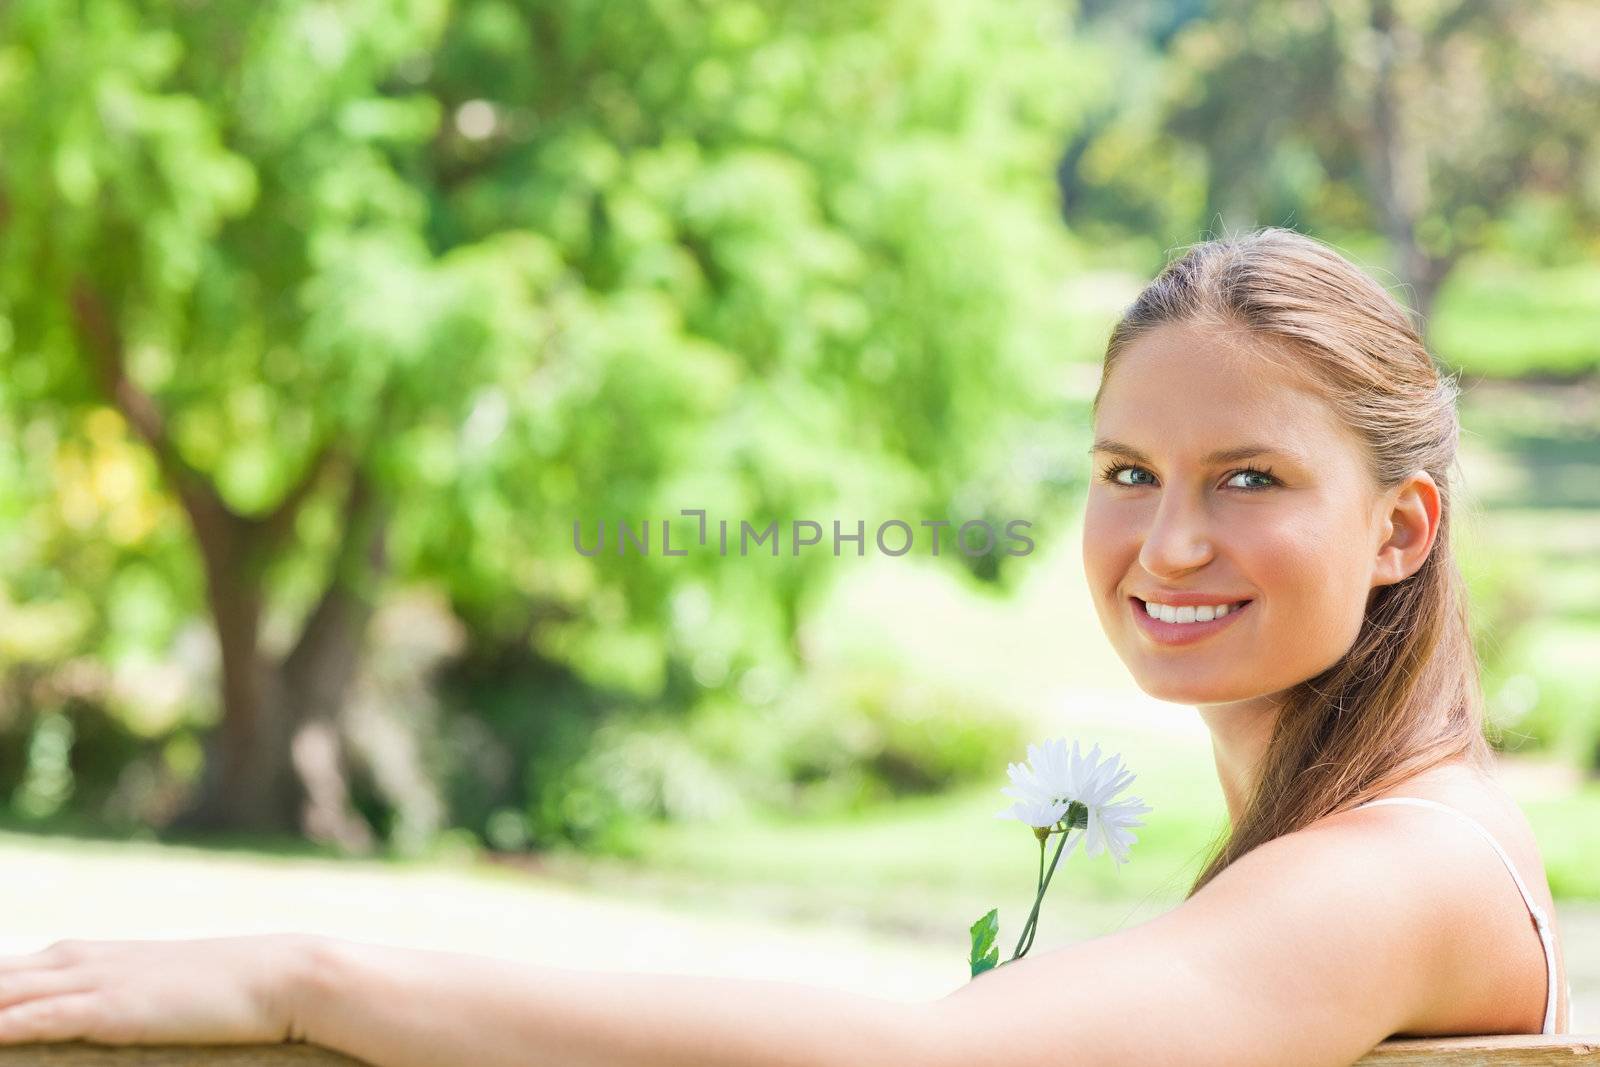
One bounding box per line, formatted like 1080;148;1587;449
1352;795;1559;1035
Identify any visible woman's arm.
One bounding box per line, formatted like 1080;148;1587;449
0;806;1486;1067
291;937;945;1067
293;804;1472;1067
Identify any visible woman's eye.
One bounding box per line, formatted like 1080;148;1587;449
1099;464;1155;486
1097;464;1278;490
1226;467;1278;490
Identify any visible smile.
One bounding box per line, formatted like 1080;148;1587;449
1129;596;1253;647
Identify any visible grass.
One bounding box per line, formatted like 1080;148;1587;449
1455;374;1600;762
512;748;1600;967
453;720;1229;949
1522;781;1600;900
1435;259;1600;379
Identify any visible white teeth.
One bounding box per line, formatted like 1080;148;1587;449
1143;599;1244;624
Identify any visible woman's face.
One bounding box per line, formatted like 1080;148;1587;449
1081;320;1401;707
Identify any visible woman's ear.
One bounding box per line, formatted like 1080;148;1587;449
1370;470;1441;590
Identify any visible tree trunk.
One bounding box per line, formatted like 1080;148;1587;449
1364;0;1455;335
173;543;300;833
277;472;388;851
71;280;382;845
177;472;386;846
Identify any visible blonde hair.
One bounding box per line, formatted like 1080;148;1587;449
1094;227;1495;897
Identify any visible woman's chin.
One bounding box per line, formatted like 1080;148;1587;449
1131;671;1253;707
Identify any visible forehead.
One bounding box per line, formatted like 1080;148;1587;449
1093;320;1347;460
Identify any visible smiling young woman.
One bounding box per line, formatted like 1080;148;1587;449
0;228;1572;1066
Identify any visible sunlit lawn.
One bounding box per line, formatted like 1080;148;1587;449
557;722;1230;943
1436;260;1600;379
573;748;1600;931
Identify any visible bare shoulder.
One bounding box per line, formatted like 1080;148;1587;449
1311;762;1564;1035
935;794;1467;1066
930;763;1546;1067
1186;759;1559;1036
1174;793;1482;1029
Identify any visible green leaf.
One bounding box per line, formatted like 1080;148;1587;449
968;907;1000;978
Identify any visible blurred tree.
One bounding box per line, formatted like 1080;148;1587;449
0;0;1083;839
1179;0;1600;322
0;0;464;844
1050;0;1213;247
1063;0;1600;324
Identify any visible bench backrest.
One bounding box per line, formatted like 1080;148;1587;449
0;1035;1596;1064
1358;1034;1600;1064
0;1048;361;1064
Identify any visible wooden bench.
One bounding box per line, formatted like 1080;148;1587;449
0;1050;361;1065
1357;1035;1600;1064
0;1034;1595;1064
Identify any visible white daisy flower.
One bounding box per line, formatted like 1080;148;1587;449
972;737;1154;976
993;738;1152;866
1083;794;1153;866
993;794;1069;829
994;738;1078;813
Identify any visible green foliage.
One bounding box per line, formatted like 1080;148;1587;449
2;698;171;829
1434;260;1600;379
1488;620;1600;760
2;0;1597;849
1457;510;1543;685
0;0;1087;838
1523;782;1600;900
1064;0;1600;327
407;0;1090;686
968;907;1000;978
439;653;1036;852
525;713;748;853
685;662;1036;822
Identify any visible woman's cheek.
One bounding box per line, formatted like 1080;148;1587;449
1256;520;1369;671
1079;501;1125;594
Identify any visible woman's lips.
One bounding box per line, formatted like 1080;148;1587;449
1129;596;1252;647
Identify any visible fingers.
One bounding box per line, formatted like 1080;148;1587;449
0;943;101;1046
0;939;97;974
0;967;90;1012
0;991;102;1045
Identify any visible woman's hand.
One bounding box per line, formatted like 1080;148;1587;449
0;934;315;1047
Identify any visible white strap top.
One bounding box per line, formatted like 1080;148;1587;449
1352;796;1560;1034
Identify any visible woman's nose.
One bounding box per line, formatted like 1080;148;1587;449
1137;492;1215;577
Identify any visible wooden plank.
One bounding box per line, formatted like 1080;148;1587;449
0;1034;1595;1064
0;1045;368;1065
1356;1034;1600;1064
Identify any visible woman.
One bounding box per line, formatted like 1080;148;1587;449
0;228;1570;1065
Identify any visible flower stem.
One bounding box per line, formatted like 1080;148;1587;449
1010;826;1075;961
1009;837;1047;959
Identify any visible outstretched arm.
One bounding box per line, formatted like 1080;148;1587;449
0;805;1483;1067
930;803;1490;1067
292;936;945;1067
0;933;944;1067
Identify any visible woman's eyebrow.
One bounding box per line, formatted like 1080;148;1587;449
1088;439;1298;465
